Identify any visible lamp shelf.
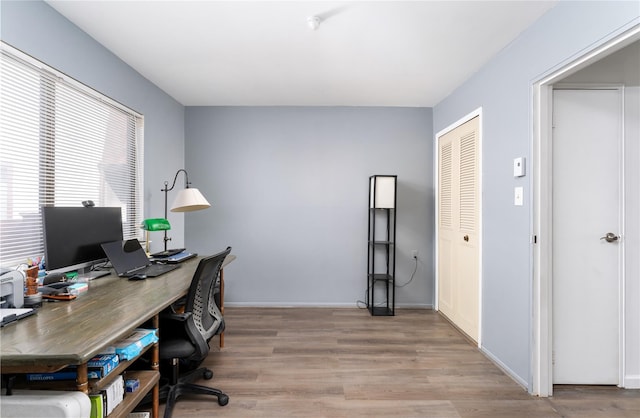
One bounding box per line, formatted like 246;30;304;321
368;273;393;282
369;306;394;316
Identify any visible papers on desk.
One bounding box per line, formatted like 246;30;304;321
0;308;35;327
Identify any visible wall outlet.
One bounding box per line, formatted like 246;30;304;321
411;250;418;259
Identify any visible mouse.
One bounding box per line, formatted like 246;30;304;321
128;274;147;281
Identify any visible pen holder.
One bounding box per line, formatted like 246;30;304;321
25;266;38;295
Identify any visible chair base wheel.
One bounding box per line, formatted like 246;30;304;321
203;369;213;380
218;394;229;406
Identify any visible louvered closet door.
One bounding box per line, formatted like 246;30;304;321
438;116;480;342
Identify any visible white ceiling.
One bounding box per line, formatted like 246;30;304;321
46;1;557;107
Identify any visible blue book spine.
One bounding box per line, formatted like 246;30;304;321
26;371;78;381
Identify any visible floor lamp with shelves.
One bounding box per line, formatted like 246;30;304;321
367;175;397;316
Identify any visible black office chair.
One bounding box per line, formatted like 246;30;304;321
157;246;231;418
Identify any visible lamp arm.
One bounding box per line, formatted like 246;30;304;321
160;169;191;252
161;169;191;194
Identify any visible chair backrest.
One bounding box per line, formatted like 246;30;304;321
183;246;231;360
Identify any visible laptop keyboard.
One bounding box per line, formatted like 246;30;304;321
136;263;179;277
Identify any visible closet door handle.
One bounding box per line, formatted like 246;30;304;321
599;232;619;243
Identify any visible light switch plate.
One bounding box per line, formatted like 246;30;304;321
514;187;524;206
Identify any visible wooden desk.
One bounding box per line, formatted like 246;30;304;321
0;255;233;418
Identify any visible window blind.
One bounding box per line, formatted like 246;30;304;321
0;43;144;268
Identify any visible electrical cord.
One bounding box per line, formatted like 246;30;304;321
396;255;418;288
357;254;418;307
357;282;387;309
356;292;389;310
356;282;372;309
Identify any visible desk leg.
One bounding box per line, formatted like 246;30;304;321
76;363;89;394
219;268;225;348
151;314;160;418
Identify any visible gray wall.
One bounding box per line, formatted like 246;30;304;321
0;0;186;252
185;107;433;307
433;0;640;387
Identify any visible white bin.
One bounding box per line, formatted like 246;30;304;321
0;389;91;418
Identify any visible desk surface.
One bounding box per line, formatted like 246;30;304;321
0;258;201;373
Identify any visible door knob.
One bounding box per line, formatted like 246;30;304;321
600;232;619;243
463;235;469;242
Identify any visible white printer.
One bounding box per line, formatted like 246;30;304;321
0;270;24;309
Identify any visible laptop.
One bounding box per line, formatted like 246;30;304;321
101;239;180;278
1;308;35;327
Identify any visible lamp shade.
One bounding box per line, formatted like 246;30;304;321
370;175;396;208
170;187;211;212
141;218;171;231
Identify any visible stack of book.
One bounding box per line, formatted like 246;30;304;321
89;375;124;418
25;328;158;418
104;328;158;360
26;353;119;382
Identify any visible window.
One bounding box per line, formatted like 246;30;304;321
0;42;144;268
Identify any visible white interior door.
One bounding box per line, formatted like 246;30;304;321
437;116;480;342
552;88;622;384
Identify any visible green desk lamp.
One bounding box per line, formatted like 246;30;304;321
140;218;171;254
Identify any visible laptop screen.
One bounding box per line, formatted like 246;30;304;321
101;239;150;276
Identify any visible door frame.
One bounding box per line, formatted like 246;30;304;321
434;107;483;347
532;24;640;397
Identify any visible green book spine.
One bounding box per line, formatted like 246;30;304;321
89;394;104;418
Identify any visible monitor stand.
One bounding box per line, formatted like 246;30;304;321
76;270;110;281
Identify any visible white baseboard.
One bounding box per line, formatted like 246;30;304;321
225;302;356;308
480;346;529;391
224;302;433;309
623;374;640;389
397;303;434;309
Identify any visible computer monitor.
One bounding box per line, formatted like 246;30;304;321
42;206;123;277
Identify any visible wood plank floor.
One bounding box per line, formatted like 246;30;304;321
161;307;640;417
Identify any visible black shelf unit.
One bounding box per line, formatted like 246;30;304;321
367;175;397;316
